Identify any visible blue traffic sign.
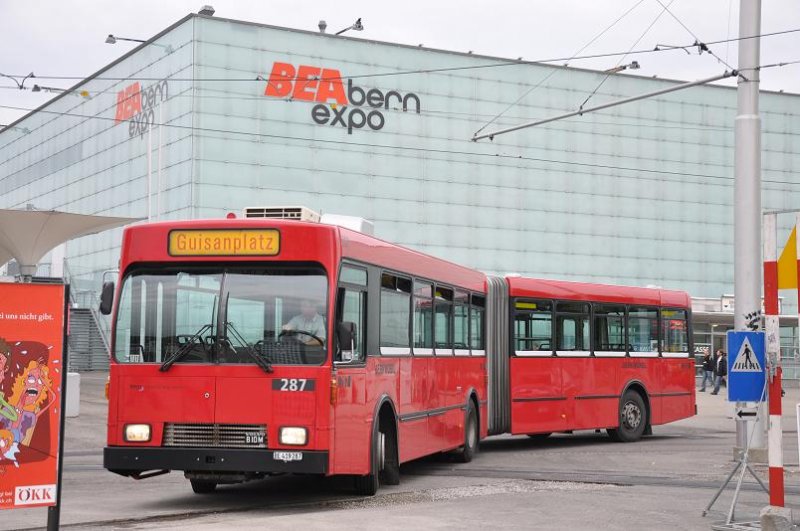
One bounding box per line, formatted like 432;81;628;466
726;331;766;402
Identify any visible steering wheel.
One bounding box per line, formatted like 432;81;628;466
279;329;324;346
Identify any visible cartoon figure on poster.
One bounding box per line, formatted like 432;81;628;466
0;337;58;472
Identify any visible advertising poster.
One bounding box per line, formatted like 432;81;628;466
0;282;67;510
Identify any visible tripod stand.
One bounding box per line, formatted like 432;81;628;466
702;382;769;528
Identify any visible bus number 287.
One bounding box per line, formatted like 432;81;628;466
272;378;314;391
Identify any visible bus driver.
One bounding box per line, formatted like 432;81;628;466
282;299;326;345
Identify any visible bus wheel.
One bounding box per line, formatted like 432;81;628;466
455;401;479;463
354;425;382;496
190;479;217;494
608;390;647;443
380;423;401;486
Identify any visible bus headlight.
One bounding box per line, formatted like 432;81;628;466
279;427;307;446
124;424;151;442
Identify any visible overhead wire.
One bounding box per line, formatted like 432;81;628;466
578;0;675;111
1;102;800;188
725;0;734;65
653;0;738;73
473;0;647;137
1;27;799;86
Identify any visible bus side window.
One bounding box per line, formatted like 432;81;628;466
434;286;454;355
454;291;469;355
379;273;412;355
470;294;485;355
593;304;625;353
555;301;590;352
661;309;688;353
513;299;553;354
336;265;368;363
337;289;366;363
628;307;659;353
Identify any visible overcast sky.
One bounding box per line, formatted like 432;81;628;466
2;0;799;127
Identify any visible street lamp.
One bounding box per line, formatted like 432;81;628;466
32;85;90;98
105;35;173;53
105;34;144;45
335;18;363;36
602;61;641;74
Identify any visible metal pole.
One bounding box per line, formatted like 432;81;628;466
763;212;784;506
46;285;70;531
157;101;163;220
147;118;152;222
472;71;735;141
734;0;766;454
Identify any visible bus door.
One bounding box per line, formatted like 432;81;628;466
331;271;369;474
510;300;565;435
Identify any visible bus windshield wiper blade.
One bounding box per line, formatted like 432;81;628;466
225;321;273;373
160;324;212;372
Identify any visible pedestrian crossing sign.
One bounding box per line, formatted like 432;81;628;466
731;337;762;372
726;331;766;402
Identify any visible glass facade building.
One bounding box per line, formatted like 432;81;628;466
2;14;800;366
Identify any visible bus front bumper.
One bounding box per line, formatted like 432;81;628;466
104;446;329;476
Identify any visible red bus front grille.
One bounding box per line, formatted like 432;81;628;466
162;423;267;449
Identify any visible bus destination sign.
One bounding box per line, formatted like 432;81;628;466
168;229;280;257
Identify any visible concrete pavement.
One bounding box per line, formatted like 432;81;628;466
3;373;800;530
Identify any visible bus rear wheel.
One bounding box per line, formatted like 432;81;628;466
455;401;479;463
190;479;217;494
608;390;647;443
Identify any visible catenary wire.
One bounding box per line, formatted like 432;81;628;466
653;0;738;73
1;27;799;85
1;102;800;188
579;0;674;110
473;0;647;136
3;55;800;147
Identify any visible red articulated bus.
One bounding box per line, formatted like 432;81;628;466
484;277;695;442
102;214;694;495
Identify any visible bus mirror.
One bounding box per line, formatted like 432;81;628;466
337;321;355;354
99;281;115;315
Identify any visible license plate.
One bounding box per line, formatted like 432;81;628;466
274;451;303;462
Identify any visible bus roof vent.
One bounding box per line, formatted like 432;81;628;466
243;206;321;222
320;214;374;236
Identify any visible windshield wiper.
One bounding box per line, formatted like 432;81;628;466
225;321;273;373
160;324;212;372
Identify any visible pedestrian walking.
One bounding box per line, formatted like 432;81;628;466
711;349;727;395
699;350;714;392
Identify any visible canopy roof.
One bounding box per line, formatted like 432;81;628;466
0;209;138;276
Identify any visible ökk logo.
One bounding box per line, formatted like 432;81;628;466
14;484;56;506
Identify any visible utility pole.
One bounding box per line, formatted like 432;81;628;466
733;0;766;457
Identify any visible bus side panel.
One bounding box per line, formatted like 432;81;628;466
564;358;618;430
509;357;565;434
398;356;429;463
107;365;121;446
331;366;368;475
658;358;696;424
429;357;467;451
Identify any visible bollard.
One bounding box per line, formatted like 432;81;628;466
65;372;80;417
760;505;792;531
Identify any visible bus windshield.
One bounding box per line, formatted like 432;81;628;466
113;265;328;366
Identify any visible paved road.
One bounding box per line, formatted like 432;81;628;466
4;373;799;530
